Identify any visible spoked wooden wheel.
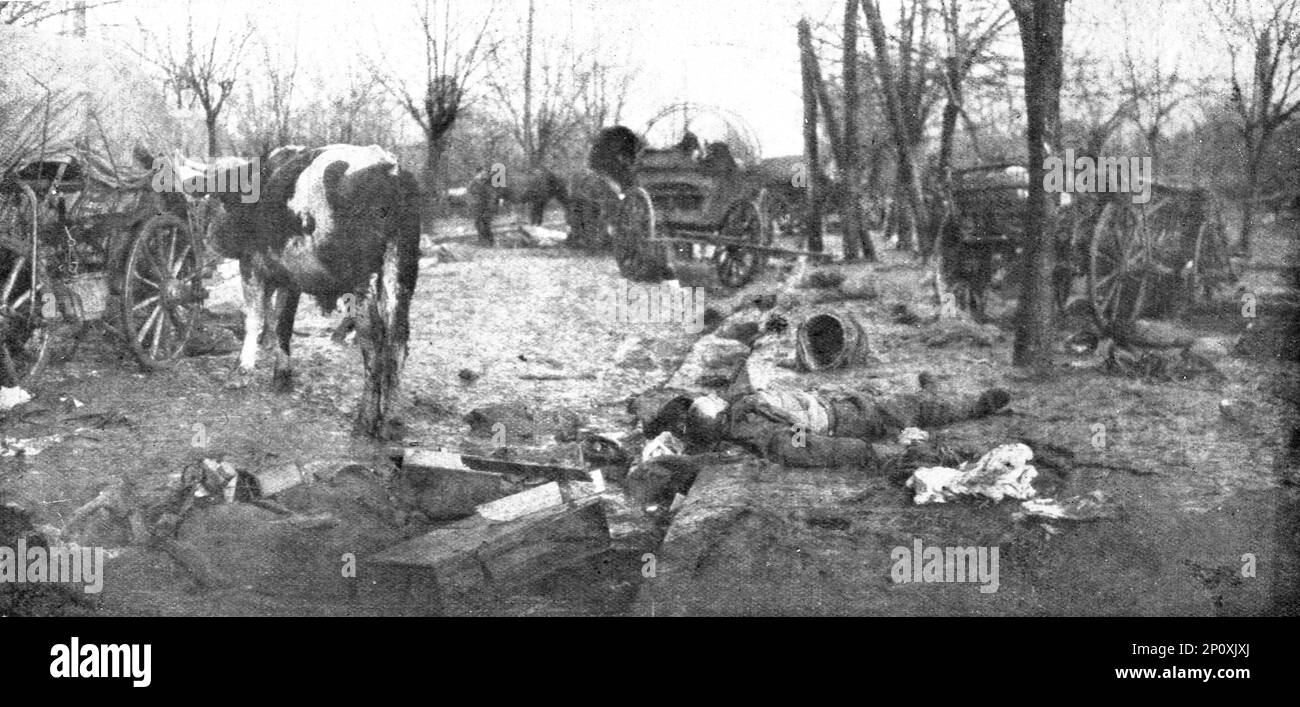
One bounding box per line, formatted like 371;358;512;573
121;214;205;370
0;183;52;387
1088;201;1153;334
0;255;53;388
715;200;767;288
613;186;668;282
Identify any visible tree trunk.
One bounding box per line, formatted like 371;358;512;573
205;114;219;159
1009;0;1065;369
862;0;924;253
842;0;875;261
798;19;824;254
424;133;450;225
806;24;856;260
523;0;536;167
1240;140;1262;254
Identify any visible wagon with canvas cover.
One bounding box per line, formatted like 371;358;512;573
573;105;829;289
0;26;212;387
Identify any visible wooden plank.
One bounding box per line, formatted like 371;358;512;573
400;448;589;482
476;482;564;522
368;495;609;594
400;448;513;519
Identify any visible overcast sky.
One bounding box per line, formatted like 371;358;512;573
61;0;1238;157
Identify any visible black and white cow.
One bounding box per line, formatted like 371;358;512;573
199;144;421;438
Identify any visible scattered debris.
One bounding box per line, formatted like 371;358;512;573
518;224;569;247
642;431;686;461
457;368;481;383
1;434;64;457
580;429;642;474
906;443;1039;504
0;386;32;411
898;427;930;445
242;462;309;498
1014;491;1120;522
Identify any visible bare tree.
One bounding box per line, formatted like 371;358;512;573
0;0;119;28
131;6;252;157
234;31;300;156
1008;0;1066;368
863;0;936;253
1211;0;1300;254
484;1;631;170
798;17;825;254
363;0;497;221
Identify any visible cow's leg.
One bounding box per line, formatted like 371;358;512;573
233;259;266;385
355;238;417;438
272;288;301;393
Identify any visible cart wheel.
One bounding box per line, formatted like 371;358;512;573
715;200;767;288
121;214;204;370
0;254;53;388
0;184;52;387
613;186;669;282
1088;201;1151;334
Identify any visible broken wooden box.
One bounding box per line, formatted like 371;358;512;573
397;448;589;520
366;481;608;613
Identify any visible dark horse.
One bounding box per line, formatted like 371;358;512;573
564;125;644;251
197;144;421;438
466;165;567;245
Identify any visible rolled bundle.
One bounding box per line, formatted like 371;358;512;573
795;312;869;371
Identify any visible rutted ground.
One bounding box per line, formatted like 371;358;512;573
2;213;1296;616
0;218;732;616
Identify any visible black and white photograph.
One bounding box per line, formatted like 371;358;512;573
0;0;1295;680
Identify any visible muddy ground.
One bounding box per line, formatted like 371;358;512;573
1;210;1297;616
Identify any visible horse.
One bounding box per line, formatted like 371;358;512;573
196;144;421;438
466;165;567;245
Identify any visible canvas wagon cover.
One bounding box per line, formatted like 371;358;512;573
0;25;179;187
